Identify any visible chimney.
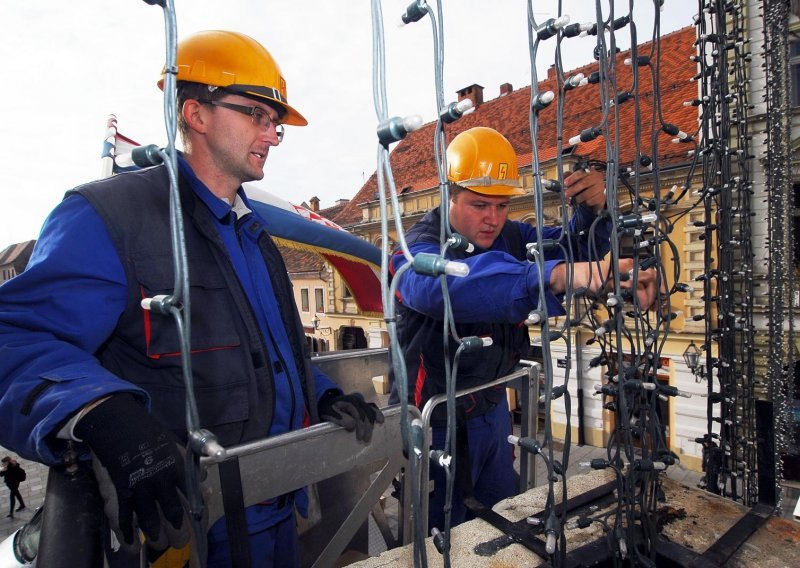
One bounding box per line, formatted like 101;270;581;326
499;82;513;97
335;199;350;207
547;64;556;80
309;196;320;212
456;84;484;109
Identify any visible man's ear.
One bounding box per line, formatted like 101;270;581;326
182;99;208;135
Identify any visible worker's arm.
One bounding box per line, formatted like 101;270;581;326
391;241;565;323
0;195;146;464
549;257;660;310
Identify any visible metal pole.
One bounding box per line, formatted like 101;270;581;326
418;364;539;539
519;360;540;491
36;464;105;567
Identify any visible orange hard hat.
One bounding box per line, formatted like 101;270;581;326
159;30;307;126
446;127;524;196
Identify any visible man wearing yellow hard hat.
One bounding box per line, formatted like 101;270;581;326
390;126;658;532
0;30;382;567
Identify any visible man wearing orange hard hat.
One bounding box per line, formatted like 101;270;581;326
0;30;382;567
390;127;658;532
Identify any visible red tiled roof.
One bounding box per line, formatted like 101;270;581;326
0;240;36;272
279;245;326;274
318;202;348;220
334;26;698;226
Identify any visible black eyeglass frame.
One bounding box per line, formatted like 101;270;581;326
198;99;284;143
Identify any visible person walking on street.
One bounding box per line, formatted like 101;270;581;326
0;30;382;567
0;456;26;518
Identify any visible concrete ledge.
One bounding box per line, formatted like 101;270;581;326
351;470;800;567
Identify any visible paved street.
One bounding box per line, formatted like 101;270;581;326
0;449;48;543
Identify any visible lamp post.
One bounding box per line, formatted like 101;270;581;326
683;340;704;381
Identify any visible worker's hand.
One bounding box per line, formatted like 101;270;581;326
564;168;606;213
74;394;189;553
615;258;660;311
551;258;660;311
318;391;385;443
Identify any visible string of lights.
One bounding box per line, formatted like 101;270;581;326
690;0;759;506
763;0;795;510
370;0;786;565
371;0;688;564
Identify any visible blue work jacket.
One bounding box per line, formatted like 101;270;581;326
0;157;338;531
390;205;611;421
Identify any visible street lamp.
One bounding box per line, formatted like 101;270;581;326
683;340;705;382
682;340;700;371
310;314;332;335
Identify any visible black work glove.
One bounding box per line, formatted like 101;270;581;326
74;394;189;553
318;391;385;443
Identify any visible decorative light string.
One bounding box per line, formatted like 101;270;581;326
370;0;781;564
690;0;760;507
763;0;794;510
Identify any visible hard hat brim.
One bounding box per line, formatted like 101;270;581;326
227;84;308;126
457;176;526;196
462;185;527;197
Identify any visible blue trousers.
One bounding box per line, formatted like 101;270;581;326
428;398;518;532
206;512;299;568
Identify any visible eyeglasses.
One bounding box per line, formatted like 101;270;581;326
198;99;284;143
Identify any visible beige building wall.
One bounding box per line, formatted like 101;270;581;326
290;264;382;354
290;270;335;351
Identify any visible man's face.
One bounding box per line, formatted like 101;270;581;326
202;93;282;185
448;190;511;249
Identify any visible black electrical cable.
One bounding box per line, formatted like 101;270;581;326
690;0;758;506
372;1;768;563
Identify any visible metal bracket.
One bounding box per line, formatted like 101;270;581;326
418;362;541;538
200;405;418;568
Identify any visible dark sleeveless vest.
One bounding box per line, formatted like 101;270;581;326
70;165;319;446
393;208;531;424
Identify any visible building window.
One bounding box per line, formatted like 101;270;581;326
315;288;325;313
301;288;309;312
342;284;353;299
792;41;800;108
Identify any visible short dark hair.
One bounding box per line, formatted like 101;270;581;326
176;81;226;144
448;183;468;201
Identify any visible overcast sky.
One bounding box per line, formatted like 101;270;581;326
0;1;692;246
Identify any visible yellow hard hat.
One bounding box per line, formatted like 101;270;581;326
446;127;524;196
159;30;307;126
